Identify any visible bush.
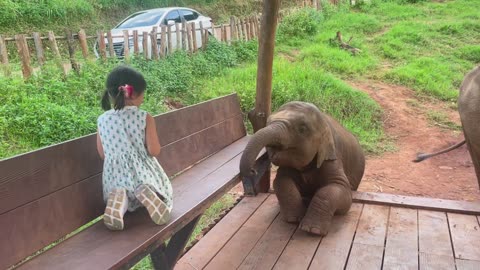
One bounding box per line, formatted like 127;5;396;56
277;7;322;42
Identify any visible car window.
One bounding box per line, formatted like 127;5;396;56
180;9;199;21
164;10;182;25
115;11;165;29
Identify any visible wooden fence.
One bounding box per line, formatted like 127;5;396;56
0;0;346;79
0;15;262;79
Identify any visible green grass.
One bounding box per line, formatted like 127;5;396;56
426;110;462;131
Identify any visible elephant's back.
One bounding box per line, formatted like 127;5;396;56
459;66;480;116
325;115;365;190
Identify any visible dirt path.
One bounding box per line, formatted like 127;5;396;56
351;81;480;201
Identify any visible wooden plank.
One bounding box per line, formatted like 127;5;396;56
77;29;89;59
17;145;247;270
230;17;236;41
456;259;480;270
15;34;32;79
346;244;384;270
186;22;192;53
448;213;480;261
154;94;243;146
353;191;480;215
65;29;79;72
419;253;456;270
133;30;139;55
191;22;197;53
383;207;418;270
160;25;166;58
418;210;455;269
123;30;130;61
204;195;280;269
238;212;297;270
419;210;454;256
199;21;205;48
175;23;181;50
32;32;45;65
150;27;159;60
167;25;172;54
308;203;363;270
96;31;107;60
345;204;388;270
352;204;388;246
0;34;10;76
107;31;115;58
142;31;148;59
182;21;187;50
176;194;269;270
273;227;320;270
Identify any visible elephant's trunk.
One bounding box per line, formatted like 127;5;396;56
240;124;286;178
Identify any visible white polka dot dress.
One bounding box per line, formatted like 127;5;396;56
97;106;173;212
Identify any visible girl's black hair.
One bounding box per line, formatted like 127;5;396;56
101;65;147;111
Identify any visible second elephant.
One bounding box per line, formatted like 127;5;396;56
240;101;365;236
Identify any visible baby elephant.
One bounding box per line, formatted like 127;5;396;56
240;102;365;236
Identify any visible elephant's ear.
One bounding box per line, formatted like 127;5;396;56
316;124;337;168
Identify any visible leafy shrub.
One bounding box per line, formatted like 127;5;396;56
277;7;322;42
231;40;258;62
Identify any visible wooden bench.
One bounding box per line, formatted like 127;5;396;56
0;93;269;270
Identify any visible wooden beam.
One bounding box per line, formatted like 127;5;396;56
32;32;45;66
15;34;33;79
352;191;480;215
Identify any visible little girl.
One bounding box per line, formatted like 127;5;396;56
96;65;173;230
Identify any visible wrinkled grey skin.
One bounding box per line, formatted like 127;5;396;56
415;65;480;187
240;102;365;236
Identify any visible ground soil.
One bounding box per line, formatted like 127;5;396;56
230;80;480;202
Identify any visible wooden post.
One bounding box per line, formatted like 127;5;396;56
236;18;242;40
246;20;251;41
160;25;166;57
204;29;209;49
106;31;114;58
186;22;192;53
256;15;261;37
123;30;130;62
142;31;149;59
167;25;172;54
220;24;226;43
96;31;107;60
230;16;236;41
150;27;159;60
49;31;66;74
250;17;256;39
175;23;181;51
65;29;80;73
191;22;197;53
0;35;10;76
242;19;248;41
78;29;89;59
199;21;205;48
133;30;139;55
32;32;45;66
182;21;187;51
249;0;281;193
15;35;32;79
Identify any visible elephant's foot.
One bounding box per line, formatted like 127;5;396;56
299;215;332;236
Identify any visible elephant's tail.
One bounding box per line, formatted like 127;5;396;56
413;140;466;162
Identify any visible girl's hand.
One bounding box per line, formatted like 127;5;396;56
145;113;161;156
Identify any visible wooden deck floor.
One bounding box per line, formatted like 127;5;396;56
176;192;480;270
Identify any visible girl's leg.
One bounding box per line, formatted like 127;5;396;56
135;184;171;225
104;188;128;230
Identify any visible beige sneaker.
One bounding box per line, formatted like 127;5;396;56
135;184;170;225
104;188;128;230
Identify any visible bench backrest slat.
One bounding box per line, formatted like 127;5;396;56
0;94;245;269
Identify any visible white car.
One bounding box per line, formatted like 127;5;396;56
94;7;213;58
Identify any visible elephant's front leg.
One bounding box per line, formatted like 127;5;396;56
300;183;352;236
273;168;306;223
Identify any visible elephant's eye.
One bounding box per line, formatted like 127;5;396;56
298;124;308;134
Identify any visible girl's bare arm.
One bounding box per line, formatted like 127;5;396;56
96;131;105;160
145;113;161;156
